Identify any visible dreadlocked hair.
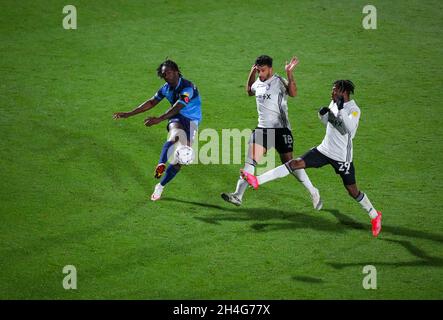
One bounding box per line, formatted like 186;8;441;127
333;80;355;95
156;59;182;78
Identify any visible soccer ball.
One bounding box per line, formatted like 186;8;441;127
175;145;195;165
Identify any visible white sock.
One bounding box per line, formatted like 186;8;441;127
233;162;255;199
257;164;290;185
357;192;378;219
292;169;317;195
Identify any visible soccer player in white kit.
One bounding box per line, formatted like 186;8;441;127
221;55;322;209
241;80;382;237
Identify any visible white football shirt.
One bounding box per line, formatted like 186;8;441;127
317;99;361;162
251;74;291;129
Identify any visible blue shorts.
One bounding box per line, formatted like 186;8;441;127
167;113;198;144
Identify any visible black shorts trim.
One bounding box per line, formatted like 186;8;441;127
301;148;356;185
249;127;294;154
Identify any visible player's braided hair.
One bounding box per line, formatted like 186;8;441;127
333;80;355;94
157;59;182;78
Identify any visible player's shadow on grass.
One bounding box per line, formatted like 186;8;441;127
327;238;443;269
164;198;443;245
291;276;324;284
163;198;354;234
323;210;443;269
325;209;443;244
165;198;443;270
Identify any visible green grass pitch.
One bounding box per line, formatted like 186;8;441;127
1;0;442;299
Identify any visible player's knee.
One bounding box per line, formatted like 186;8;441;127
287;158;304;171
249;143;266;161
251;151;265;163
167;136;179;143
245;157;258;167
279;153;293;164
168;127;186;143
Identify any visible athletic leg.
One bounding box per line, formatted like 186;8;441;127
155;122;186;178
338;162;382;237
241;147;327;189
151;122;187;201
280;152;322;210
221;141;267;206
222;128;268;206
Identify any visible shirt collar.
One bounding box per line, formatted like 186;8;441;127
264;74;275;83
174;77;182;90
167;77;182;90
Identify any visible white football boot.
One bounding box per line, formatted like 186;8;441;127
151;183;164;201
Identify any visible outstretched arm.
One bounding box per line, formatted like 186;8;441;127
144;86;194;126
144;101;185;126
285;56;299;97
246;64;258;96
113;98;159;119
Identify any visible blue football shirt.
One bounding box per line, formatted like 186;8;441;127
153;77;202;124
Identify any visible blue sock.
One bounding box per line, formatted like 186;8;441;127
160;164;180;186
159;141;175;164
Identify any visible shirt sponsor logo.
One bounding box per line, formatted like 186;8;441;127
181;93;190;103
257;94;271;100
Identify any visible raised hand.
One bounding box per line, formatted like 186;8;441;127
336;95;345;110
251;64;258;72
319;107;330;116
285;56;300;73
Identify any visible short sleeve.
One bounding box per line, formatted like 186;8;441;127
153;86;165;101
278;76;289;94
251;80;258;93
178;86;194;105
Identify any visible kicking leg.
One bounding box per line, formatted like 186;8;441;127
155;122;186;178
151;163;181;201
339;162;382;237
151;123;187;201
221;142;266;206
241;158;306;189
280;152;322;210
346;183;382;237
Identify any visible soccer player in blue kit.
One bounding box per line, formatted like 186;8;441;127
113;60;202;201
